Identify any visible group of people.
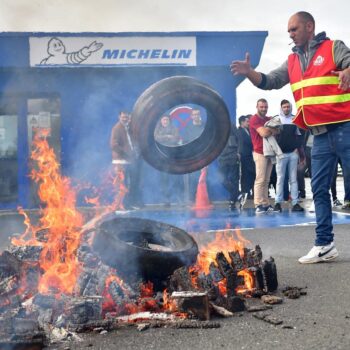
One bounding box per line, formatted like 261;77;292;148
218;97;313;214
248;98;305;213
231;11;350;264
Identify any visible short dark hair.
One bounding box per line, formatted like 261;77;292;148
296;11;315;26
238;115;249;125
280;99;290;106
257;98;268;105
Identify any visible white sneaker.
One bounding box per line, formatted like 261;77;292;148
333;199;343;208
308;200;315;212
238;193;248;210
298;243;338;264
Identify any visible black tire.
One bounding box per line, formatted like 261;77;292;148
92;214;199;281
131;76;231;174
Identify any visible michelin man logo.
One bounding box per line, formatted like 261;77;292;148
40;37;103;65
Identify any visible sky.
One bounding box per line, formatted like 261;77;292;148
1;0;349;119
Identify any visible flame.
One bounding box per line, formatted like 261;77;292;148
9;130;258;317
192;226;255;295
81;166;128;219
102;273;138;314
217;279;227;295
236;269;254;294
13;129;83;296
139;281;154;298
196;226;251;274
105;273;134;298
162;288;177;312
11;207;43;247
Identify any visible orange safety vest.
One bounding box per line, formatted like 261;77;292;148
288;40;350;129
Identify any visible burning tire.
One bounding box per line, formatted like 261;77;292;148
131;76;231;174
92;214;199;281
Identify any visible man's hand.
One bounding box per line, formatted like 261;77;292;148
269;128;280;136
331;67;350;91
230;52;252;76
230;52;262;86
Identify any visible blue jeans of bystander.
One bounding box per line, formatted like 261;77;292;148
275;151;299;205
312;122;350;245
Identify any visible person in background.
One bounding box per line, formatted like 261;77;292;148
296;127;307;200
218;122;245;211
304;131;313;179
154;115;182;207
110;111;143;210
341;161;350;210
269;164;277;199
273;99;305;212
237;115;255;199
182;108;204;142
182;109;205;204
248;98;278;214
330;160;350;210
231;11;350;263
331;159;343;208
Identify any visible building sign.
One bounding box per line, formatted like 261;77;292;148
29;36;196;67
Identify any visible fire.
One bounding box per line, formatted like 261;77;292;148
237;269;254;293
162;288;177;312
7;130;258;320
12;129;83;296
217;280;227;295
196;226;251;274
9;129;155;316
102;273;137;314
193;226;254;295
11;207;42;247
82;165;128;214
110;166;128;211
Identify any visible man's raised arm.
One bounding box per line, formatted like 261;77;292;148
230;52;263;86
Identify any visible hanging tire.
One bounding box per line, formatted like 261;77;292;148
92;214;199;281
131;76;231;174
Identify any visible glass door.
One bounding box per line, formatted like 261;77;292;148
0;113;18;203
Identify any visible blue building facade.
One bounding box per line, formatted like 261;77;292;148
0;31;267;209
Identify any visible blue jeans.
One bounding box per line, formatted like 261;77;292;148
275;151;299;205
312;122;350;246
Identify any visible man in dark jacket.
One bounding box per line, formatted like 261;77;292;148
237;115;255;199
110;111;143;209
273;100;305;213
218;123;245;211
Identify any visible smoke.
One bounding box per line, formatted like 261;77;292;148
0;213;33;252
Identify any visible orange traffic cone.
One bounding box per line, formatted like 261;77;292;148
192;167;213;210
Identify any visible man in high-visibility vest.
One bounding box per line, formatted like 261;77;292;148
230;11;350;264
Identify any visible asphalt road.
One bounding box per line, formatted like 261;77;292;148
1;209;350;350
